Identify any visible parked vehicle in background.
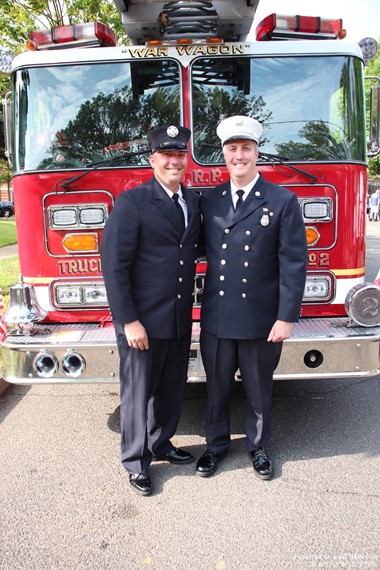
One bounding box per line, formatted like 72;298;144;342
0;201;14;218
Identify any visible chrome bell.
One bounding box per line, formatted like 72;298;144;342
2;275;47;335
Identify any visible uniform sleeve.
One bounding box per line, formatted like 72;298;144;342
100;192;140;325
277;192;308;322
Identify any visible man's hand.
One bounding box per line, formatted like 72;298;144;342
124;321;149;350
267;320;292;343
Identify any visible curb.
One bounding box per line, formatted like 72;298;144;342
0;243;18;259
0;377;10;397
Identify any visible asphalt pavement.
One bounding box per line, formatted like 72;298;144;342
367;218;380;238
0;379;379;569
0;223;379;569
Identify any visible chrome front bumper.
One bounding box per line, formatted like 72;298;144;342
1;318;379;384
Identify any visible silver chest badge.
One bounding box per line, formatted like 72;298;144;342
260;208;273;227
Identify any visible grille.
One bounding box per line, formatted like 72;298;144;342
193;273;205;307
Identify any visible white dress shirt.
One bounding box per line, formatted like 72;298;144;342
162;184;188;227
230;173;260;209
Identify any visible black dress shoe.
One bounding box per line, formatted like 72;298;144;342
153;447;194;464
129;472;152;496
249;447;273;480
196;450;226;477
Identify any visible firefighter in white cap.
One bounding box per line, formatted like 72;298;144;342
196;115;307;480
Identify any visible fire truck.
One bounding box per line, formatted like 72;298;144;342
1;0;380;384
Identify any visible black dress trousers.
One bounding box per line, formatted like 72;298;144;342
200;330;283;453
115;323;191;474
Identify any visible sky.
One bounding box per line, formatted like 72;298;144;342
248;0;380;44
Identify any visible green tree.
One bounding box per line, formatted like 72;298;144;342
275;120;349;161
364;39;380;115
368;153;380;177
193;87;272;162
0;0;127;55
0;0;128;167
364;39;380;175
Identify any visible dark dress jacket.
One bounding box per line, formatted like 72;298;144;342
101;177;201;339
200;175;308;339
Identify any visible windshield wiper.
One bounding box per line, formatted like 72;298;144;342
201;144;318;183
258;152;318;182
57;150;150;191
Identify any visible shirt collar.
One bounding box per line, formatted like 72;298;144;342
159;180;184;201
231;173;260;197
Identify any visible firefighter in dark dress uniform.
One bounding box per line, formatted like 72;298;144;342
196;116;307;480
101;125;201;496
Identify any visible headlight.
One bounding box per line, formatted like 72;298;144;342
303;275;333;302
55;284;83;305
83;284;108;305
79;207;106;225
48;203;108;229
51;208;77;227
299;198;333;222
53;282;108;308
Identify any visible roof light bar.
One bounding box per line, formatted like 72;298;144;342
256;13;346;41
28;22;116;51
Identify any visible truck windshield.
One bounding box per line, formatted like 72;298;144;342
13;60;181;171
191;55;366;164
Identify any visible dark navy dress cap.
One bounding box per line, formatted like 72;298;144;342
148;125;191;153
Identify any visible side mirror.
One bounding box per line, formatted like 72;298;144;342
2;91;13;167
369;82;380;156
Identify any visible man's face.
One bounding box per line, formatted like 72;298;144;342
223;139;258;184
149;150;188;190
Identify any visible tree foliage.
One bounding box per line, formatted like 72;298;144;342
38;85;180;168
365;40;380;176
275;120;350;161
0;0;127;56
368;153;380;177
0;0;128;171
193;87;271;162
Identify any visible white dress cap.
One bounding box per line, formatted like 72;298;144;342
217;115;263;146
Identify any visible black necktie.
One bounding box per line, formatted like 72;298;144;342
235;189;245;210
172;193;185;230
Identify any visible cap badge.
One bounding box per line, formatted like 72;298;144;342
167;126;179;138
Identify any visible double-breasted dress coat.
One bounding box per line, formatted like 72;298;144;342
200;174;307;453
101;177;201;474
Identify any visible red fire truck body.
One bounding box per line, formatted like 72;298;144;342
1;1;380;383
